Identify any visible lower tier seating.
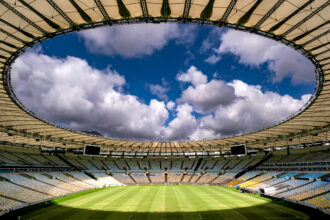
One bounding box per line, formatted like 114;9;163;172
305;192;330;209
0;145;329;213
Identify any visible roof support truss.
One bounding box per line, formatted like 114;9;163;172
46;0;76;26
219;0;237;23
282;1;330;37
269;0;313;32
0;0;46;34
302;29;330;47
254;0;285;29
293;20;330;42
183;0;191;19
94;0;111;21
139;0;149;19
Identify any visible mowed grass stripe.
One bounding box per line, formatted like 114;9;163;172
142;184;160;213
169;185;184;214
102;186;150;219
79;186;138;210
148;185;167;212
175;185;211;220
202;186;266;219
203;186;268;217
212;186;295;220
66;186;129;208
263;201;308;220
21;185;309;220
163;185;184;219
175;185;215;211
23;188;112;220
188;185;247;219
30;187;132;220
116;185;154;212
85;185;153;220
219;186;308;219
213;187;308;219
59;186;139;219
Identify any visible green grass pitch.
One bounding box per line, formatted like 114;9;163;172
20;185;309;220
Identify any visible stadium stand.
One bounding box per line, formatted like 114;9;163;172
190;173;201;183
288;181;329;200
305;192;330;209
0;196;23;211
112;173;135;185
90;172;122;186
0;180;51;203
0;0;329;216
210;173;236;185
130;173;150;184
226;171;260;186
0;145;329;214
149;173;164;184
167;173;183;184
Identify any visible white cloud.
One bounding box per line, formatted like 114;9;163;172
177;66;208;86
177;66;238;113
78;23;197;58
11;50;311;141
148;78;170;101
166;101;175;110
148;84;169;101
176;66;311;140
200;28;223;54
198;80;312;137
205;54;221;65
162;104;197;140
189;128;220;141
205;29;315;84
11;50;171;141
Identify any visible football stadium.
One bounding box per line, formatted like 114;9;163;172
0;0;329;219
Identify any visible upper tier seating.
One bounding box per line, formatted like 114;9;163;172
299;173;325;179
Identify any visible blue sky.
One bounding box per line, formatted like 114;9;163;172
11;24;315;141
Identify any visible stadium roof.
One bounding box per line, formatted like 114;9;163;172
0;0;329;153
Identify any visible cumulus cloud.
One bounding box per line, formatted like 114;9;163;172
205;29;315;84
148;78;170;101
197;80;312;138
177;66;238;113
205;55;221;65
11;50;171;140
166;101;175;111
148;84;169;101
177;66;208;86
78;23;197;58
175;66;311;140
200;28;223;54
162;104;197;140
11;50;311;141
